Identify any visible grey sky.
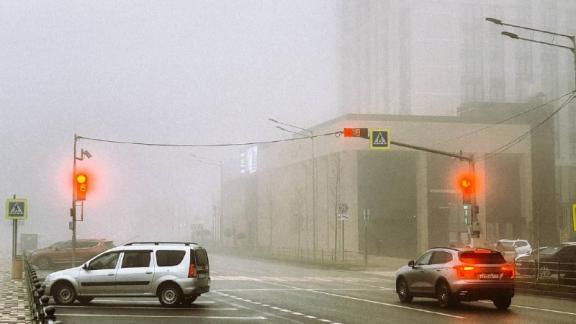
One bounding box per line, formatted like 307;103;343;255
0;1;339;248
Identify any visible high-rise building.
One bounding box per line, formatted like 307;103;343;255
338;0;576;242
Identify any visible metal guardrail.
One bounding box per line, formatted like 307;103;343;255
23;258;62;324
515;260;576;286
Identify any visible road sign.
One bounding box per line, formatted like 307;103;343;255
369;128;390;150
5;198;27;220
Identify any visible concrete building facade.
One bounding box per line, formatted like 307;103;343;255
222;107;554;258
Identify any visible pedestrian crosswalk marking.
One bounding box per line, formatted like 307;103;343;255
373;132;388;146
9;203;24;215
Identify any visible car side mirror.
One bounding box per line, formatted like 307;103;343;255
408;260;415;268
82;263;90;271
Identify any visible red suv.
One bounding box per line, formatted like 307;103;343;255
29;239;114;269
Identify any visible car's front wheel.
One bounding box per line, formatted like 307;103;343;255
53;282;76;305
493;296;512;310
396;278;413;303
158;283;182;307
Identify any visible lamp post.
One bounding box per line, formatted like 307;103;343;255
190;154;223;244
71;134;91;267
485;17;576;89
486;17;576;248
269;118;317;260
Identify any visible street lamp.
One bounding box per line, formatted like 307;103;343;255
268;118;318;260
485;17;576;88
72;134;92;266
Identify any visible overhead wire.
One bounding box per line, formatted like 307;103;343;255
481;93;576;162
77;130;343;148
431;90;575;147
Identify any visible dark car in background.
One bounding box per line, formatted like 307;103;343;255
29;239;114;269
515;243;576;283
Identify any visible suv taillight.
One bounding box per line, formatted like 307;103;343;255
501;264;515;279
188;264;197;278
454;265;476;279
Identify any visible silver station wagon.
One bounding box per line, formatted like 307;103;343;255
44;242;210;307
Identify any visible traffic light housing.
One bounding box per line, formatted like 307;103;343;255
75;173;88;201
457;173;475;204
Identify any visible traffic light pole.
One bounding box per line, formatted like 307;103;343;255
71;134;78;267
391;140;478;246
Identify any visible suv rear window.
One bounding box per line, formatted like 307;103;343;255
459;251;505;264
192;249;209;266
156;250;185;266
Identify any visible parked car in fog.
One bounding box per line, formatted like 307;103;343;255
515;243;576;282
43;242;210;307
29;239;114;269
496;239;532;262
395;247;515;310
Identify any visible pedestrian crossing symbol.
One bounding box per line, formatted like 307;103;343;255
369;128;390;150
5;198;28;220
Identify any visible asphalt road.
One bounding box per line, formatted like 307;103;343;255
41;253;576;324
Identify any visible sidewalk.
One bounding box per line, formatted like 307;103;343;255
0;270;31;323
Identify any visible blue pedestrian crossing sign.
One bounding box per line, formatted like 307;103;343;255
369;128;390;150
5;198;28;220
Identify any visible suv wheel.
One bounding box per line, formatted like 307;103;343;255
436;281;456;308
396;278;413;303
53;282;76;305
158;283;182;307
493;296;511;310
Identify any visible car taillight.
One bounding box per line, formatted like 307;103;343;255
188;264;197;278
455;265;476;279
501;264;515;279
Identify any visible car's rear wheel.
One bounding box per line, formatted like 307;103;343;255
396;278;413;303
53;282;76;305
158;283;182;307
436;281;456;308
77;296;94;305
493;296;512;310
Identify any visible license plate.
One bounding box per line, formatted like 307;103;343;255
198;273;207;279
478;273;501;280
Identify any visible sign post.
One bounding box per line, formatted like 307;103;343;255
363;208;371;266
5;195;27;279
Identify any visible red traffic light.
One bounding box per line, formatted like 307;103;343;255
456;173;475;195
75;173;88;201
343;128;369;138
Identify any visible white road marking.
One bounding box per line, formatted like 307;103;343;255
93;299;215;304
310;290;464;320
306;315;317;319
252;279;464;320
57;314;266;320
56;306;238;311
319;319;331;323
479;301;576;316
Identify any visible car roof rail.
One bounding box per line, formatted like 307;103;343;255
124;242;199;246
